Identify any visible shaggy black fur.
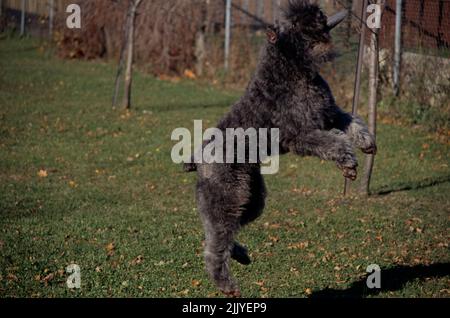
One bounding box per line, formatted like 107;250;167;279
186;0;376;297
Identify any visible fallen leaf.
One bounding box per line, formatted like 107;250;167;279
269;235;279;243
43;273;54;284
184;69;196;79
38;170;48;178
179;289;189;295
288;241;309;249
131;255;144;266
254;281;265;287
106;242;115;257
68;180;77;188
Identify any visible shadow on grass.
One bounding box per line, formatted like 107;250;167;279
310;263;450;298
374;174;450;196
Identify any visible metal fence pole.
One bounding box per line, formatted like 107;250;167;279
256;0;264;23
393;0;402;96
49;0;54;39
224;0;232;71
273;0;282;23
242;0;249;25
20;0;26;36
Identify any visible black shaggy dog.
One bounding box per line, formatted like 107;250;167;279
185;0;376;297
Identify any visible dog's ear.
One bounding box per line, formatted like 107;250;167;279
266;26;278;44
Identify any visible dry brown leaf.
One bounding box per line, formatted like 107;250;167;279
184;69;196;79
288;241;309;250
43;273;54;281
268;235;279;243
38;170;48;178
68;180;77;188
131;255;144;266
106;242;115;257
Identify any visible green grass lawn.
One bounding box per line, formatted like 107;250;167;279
0;37;449;298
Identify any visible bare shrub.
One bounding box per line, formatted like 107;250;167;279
56;0;210;75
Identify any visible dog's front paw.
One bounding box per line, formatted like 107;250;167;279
336;150;358;181
360;135;377;155
348;117;377;155
342;166;357;180
355;130;377;155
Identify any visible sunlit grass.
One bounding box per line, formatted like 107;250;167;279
0;37;449;298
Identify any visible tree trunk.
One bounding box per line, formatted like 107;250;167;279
112;3;132;108
123;0;142;110
195;29;205;77
344;0;368;196
359;2;383;195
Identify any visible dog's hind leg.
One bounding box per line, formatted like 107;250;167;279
196;174;243;297
231;170;267;265
231;241;251;265
239;169;266;226
201;213;241;297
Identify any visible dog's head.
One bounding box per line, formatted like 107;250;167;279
267;0;347;67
